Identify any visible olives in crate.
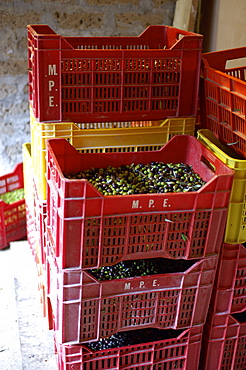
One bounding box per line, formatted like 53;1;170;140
0;188;25;204
87;327;184;351
232;311;246;323
64;161;206;195
89;258;196;281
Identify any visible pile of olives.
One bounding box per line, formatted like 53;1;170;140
232;311;246;323
64;161;205;196
0;188;25;204
89;258;196;281
87;327;184;351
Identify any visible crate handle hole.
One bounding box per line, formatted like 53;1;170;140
201;155;216;173
226;57;246;70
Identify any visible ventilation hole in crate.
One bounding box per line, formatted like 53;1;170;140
94;59;121;71
124;86;149;99
220;89;231;109
220;107;232;128
62;72;91;86
121;292;157;327
221;338;236;369
207;99;219;118
80;300;97;340
177;288;196;327
234;95;245;116
158;290;179;327
234;336;246;367
207;117;220;136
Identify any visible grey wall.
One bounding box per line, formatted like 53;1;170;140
0;0;177;175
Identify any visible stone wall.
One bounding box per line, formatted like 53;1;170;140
0;0;177;175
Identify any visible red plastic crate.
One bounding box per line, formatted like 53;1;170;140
55;324;204;370
25;204;40;265
46;232;217;344
46;135;234;270
0;163;26;249
200;47;246;158
27;24;203;123
199;311;246;370
209;243;246;315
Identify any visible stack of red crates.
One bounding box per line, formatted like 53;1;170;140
24;24;239;370
199;241;246;369
197;48;246;369
45;134;234;369
24;23;204;331
24;23;203;284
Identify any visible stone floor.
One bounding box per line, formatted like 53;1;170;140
0;240;57;370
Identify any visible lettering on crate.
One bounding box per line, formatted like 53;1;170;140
132;199;170;209
124;279;158;290
48;64;58;107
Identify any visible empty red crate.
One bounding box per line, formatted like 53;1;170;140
0;163;26;249
46;229;217;344
200;47;246;158
27;24;203;123
199;311;246;370
209;243;246;315
46;135;234;270
54;324;204;370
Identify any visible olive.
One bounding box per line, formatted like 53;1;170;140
64;161;205;196
87;327;184;351
0;188;25;204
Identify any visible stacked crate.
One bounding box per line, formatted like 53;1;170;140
196;129;246;369
45;134;234;369
199;47;246;159
198;49;246;368
0;163;26;250
24;23;204;328
23;24;236;369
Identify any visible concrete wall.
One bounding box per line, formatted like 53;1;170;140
0;0;177;175
200;0;246;52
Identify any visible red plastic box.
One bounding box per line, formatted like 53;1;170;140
46;233;217;344
199;311;246;370
209;243;246;315
46;135;234;270
200;47;246;158
27;24;203;123
0;163;26;249
54;324;204;370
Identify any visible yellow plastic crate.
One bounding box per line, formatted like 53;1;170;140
197;129;246;244
23;142;47;270
30;110;196;200
22;143;35;217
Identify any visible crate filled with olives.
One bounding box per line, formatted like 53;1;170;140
0;163;26;249
46;135;234;270
46;227;217;344
54;324;203;370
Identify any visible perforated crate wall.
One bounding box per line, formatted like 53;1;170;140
200;47;246;158
54;324;204;370
209;243;246;315
199;312;246;370
0;163;26;249
46;135;233;269
27;24;203;123
197;129;246;244
46;234;217;344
